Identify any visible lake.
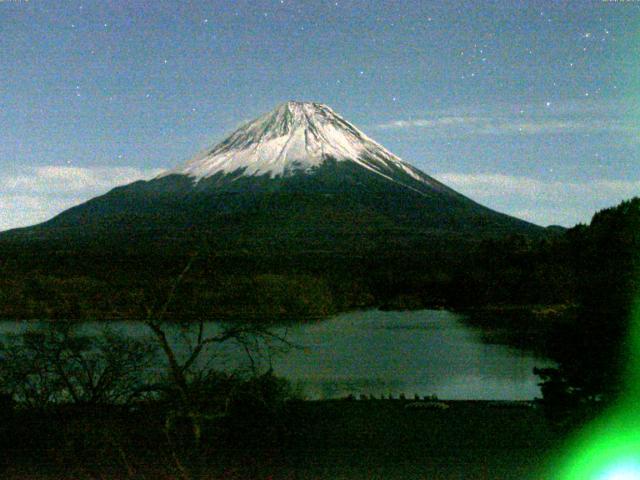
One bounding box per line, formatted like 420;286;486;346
0;309;554;400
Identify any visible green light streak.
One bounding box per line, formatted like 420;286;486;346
552;303;640;479
545;8;640;476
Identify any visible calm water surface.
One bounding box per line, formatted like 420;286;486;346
0;310;554;400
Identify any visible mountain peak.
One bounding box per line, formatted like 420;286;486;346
274;100;331;114
277;100;326;109
161;102;434;188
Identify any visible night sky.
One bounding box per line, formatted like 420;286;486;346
2;0;639;230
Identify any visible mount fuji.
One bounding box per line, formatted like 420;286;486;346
2;101;542;254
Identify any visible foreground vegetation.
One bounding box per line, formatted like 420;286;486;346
1;396;560;480
0;198;638;477
0;302;299;480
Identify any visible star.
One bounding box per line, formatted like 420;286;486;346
545;101;551;107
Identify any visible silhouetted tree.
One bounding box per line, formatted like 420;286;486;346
0;321;157;408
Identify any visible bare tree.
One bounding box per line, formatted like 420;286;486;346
141;258;295;479
0;321;157;408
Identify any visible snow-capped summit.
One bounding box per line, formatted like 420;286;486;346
161;101;438;193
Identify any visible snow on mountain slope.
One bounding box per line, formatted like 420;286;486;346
160;101;446;194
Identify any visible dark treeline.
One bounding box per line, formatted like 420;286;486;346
458;198;639;424
533;198;640;427
0;231;570;321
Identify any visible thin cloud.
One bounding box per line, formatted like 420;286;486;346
0;165;164;231
2;166;165;195
375;116;636;136
373;97;638;137
376;116;484;130
434;172;640;226
436;173;640;201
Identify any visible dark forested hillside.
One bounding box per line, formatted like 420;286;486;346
535;197;640;411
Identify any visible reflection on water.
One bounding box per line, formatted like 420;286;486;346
274;310;554;400
0;309;554;400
